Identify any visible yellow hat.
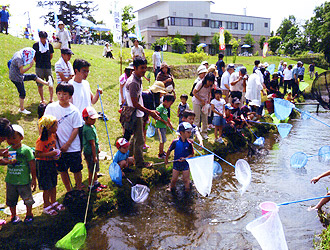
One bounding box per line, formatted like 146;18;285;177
149;81;167;94
38;115;57;130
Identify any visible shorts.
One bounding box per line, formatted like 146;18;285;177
56;151;83;173
36;160;58;191
212;116;226;126
11;74;37;99
173;161;189;171
35;68;53;87
6;183;35;207
157;127;167;143
84;153;100;173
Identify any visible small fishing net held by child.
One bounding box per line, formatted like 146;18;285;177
55;222;87;250
311;71;330;110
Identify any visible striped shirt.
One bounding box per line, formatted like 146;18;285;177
55;57;74;84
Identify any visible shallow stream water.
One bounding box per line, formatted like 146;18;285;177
85;104;330;249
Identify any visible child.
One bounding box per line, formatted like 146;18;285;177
155;95;175;159
210;89;226;143
0;118;14;165
181;110;204;147
5;125;36;224
177;94;190;123
44;83;83;192
310;170;330;210
82;106;107;192
35;115;63;216
113;138;135;174
165;122;194;193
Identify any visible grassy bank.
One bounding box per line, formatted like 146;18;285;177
0;34;326;248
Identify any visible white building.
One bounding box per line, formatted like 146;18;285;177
133;1;271;55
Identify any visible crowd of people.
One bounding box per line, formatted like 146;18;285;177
2;26;320;225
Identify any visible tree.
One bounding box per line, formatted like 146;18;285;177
37;1;98;29
267;36;282;54
122;5;135;36
191;33;200;52
276;15;297;41
229;38;241;63
243;32;255;53
171;33;186;54
224;30;232;45
259;35;266;50
211;30;232;55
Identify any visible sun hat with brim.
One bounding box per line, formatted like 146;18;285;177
125;63;134;70
227;64;235;70
208;65;218;77
149;81;167;94
160;61;169;69
82;106;100;119
116;138;130;149
12;124;24;137
201;61;208;66
58;21;64;26
197;65;208;75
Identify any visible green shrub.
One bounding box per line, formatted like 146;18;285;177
183;52;208;63
254;51;259;56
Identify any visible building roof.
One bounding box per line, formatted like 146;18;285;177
135;1;215;13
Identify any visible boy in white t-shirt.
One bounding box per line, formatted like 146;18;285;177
211;89;226;143
44;83;83;191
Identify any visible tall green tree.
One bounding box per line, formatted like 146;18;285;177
229;38;241;63
191;33;200;52
171;32;186;54
276;15;297;41
267;36;282;54
122;5;135;36
211;30;232;55
259;35;266;50
243;32;255;53
304;2;330;62
37;1;98;29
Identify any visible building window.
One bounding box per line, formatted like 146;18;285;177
226;21;238;30
170;17;175;25
157;19;165;27
210;20;222;28
241;23;254;31
188;18;193;26
264;22;268;28
169;17;209;27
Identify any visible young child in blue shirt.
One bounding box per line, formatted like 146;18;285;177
165;122;194;193
113;138;134;174
177;94;190;123
155;94;175;159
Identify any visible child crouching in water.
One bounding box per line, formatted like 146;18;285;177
113;138;134;175
310;170;330;210
165;122;194;193
6;125;36;224
36;115;64;216
82;107;107;192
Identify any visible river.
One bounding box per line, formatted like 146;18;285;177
85;104;330;249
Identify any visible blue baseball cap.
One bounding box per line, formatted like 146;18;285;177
177;122;193;132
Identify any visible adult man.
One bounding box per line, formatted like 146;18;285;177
229;66;247;105
55;48;74;84
0;6;9;34
74;25;81;44
131;39;145;59
124;56;160;168
220;64;235;102
292;61;301;97
216;54;225;80
33;31;54;103
56;21;71;49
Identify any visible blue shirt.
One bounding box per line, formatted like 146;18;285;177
298;66;305;76
169;137;194;169
292;67;299;78
0;10;9;22
113;150;129;164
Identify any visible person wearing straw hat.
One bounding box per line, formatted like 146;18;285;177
119;63;134;107
56;21;71;49
156;61;176;99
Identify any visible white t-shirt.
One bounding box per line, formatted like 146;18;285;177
69;79;92;114
283;68;293;81
211;98;226;116
245;73;263;106
229;72;244;92
44;101;82;152
131;45;145;58
152;51;162;68
220;71;231;90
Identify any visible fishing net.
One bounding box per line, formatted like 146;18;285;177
311;71;330;110
274;98;294;120
267;64;276;74
299;81;310;92
300;110;311;120
290;152;308;168
253;137;265;146
187;154;214;197
131;184;150;203
318;145;330;163
246;205;288;250
146;120;155;138
270;113;281;124
235;159;251;194
276;123;292;138
55;222;87;250
213;161;223;176
109;162;122;186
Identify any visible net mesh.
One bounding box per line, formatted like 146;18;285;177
146;122;155;138
235;159;251;194
253;137;265;146
131;184;150;203
274;98;294;120
290;152;308;168
276;123;292;138
55;222;87;250
311;71;330;110
318;145;330;163
109;162;122;186
213;161;223;176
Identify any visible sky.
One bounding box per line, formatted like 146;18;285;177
0;0;327;38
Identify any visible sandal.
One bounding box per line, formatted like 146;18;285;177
24;215;34;224
43;205;58;216
52;202;65;212
11;216;22;225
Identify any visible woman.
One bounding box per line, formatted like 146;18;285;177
152;45;162;80
103;42;114;59
192;72;215;139
118;63;134;107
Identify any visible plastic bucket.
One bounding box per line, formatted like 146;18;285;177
259;201;278;215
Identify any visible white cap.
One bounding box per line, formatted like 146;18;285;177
12;124;24;137
197;65;208;75
82;106;100;119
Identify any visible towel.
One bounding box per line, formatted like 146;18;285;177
20;47;35;66
39;40;49;53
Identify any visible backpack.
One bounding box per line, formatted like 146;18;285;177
190;79;205;97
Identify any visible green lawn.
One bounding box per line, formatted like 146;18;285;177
0;34;326;220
